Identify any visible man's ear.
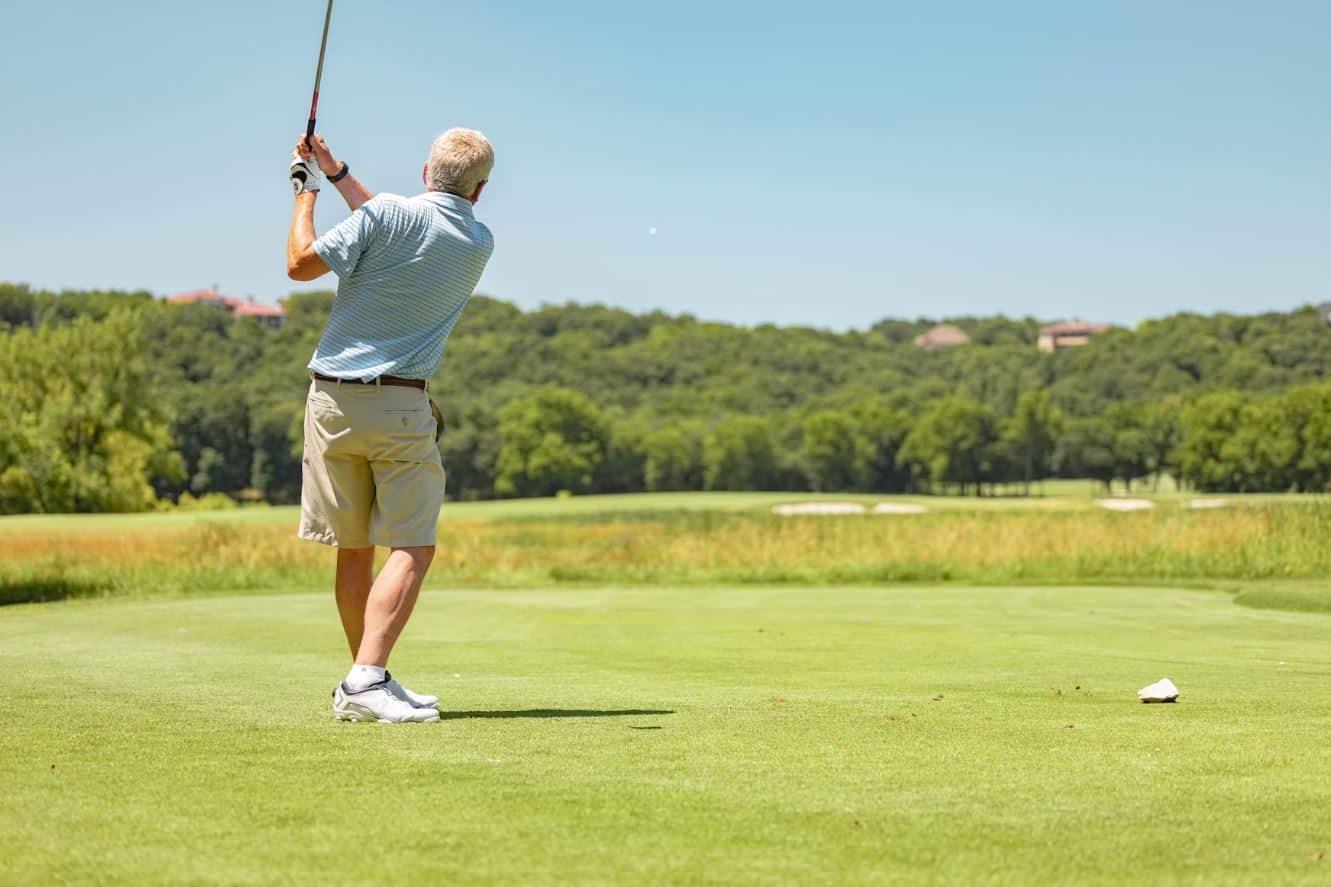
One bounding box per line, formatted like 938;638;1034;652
469;181;487;204
422;163;430;189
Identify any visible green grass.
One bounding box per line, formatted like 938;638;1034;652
4;585;1330;885
1235;582;1331;614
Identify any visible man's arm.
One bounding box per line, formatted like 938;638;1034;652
304;134;374;211
287;191;330;281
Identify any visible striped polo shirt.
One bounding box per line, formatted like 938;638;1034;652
309;191;494;380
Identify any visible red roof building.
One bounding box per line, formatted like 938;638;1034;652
168;288;237;309
166;289;286;329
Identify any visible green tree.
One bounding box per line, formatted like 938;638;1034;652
1102;403;1153;492
642;423;705;491
438;404;502;501
1054;416;1116;492
595;415;647;493
1288;383;1331;492
703;416;778;491
1140;399;1182;491
1174;391;1246;492
13;283;1331;503
0;309;182;513
250;402;303;502
848;400;911;492
802;410;874;492
1002;390;1061;495
898;396;1000;495
494;386;608;497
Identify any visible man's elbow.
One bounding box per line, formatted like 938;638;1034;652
287;253;329;282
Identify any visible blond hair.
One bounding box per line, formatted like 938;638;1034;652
427;128;494;198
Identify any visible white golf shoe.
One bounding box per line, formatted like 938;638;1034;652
384;672;439;709
333;681;441;723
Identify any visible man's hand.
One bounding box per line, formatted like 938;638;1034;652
290;149;323;195
299;131;374;211
300;133;342;177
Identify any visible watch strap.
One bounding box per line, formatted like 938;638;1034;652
328;162;350;183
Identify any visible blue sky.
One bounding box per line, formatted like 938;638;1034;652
1;1;1327;329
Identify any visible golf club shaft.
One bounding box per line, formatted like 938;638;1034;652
306;0;335;140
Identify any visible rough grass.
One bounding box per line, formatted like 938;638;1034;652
3;585;1330;885
3;496;1330;604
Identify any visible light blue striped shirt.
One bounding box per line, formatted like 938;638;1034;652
309;191;494;380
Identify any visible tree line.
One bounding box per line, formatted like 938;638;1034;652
1;281;1329;512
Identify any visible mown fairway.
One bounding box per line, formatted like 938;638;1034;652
5;583;1330;885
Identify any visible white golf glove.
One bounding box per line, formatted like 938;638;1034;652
290;150;323;194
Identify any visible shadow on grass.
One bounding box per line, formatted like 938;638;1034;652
1235;588;1331;615
0;576;108;606
439;708;674;720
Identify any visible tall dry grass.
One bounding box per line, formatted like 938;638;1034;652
2;502;1328;603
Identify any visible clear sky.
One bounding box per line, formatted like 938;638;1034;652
1;1;1327;329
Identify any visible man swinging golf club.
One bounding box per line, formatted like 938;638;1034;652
286;128;494;722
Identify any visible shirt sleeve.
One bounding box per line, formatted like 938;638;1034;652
312;198;382;277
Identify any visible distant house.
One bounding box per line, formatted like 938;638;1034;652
1037;320;1108;352
168;289;233;311
167;288;287;330
913;323;971;351
232;301;287;328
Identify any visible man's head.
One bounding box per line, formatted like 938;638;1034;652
424;128;493;203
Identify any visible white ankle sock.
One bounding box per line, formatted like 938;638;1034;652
345;664;387;692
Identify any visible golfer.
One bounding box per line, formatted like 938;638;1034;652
286;129;495;723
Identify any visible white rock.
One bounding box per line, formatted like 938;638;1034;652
772;502;866;516
1138;677;1179;703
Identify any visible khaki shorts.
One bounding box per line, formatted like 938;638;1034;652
299;378;445;549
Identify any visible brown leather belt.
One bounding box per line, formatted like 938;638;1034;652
312;371;426;390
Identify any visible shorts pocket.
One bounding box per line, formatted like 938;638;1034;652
375;410;439;461
308;391;342;418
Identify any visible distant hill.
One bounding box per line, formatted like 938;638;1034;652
2;281;1329;510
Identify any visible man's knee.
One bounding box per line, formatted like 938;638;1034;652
393;545;435;569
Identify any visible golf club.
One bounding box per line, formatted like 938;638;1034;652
305;0;335;141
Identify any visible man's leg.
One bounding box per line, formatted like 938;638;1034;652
354;545;436;667
335;547;375;657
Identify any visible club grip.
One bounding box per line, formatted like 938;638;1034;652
306;118;316;140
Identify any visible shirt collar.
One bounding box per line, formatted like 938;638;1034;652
421;190;475;216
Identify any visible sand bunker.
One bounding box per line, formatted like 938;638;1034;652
872;502;928;515
772;502;866;516
1188;498;1230;510
1095;498;1155;512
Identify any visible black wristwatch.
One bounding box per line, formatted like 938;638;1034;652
328;162;350;183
